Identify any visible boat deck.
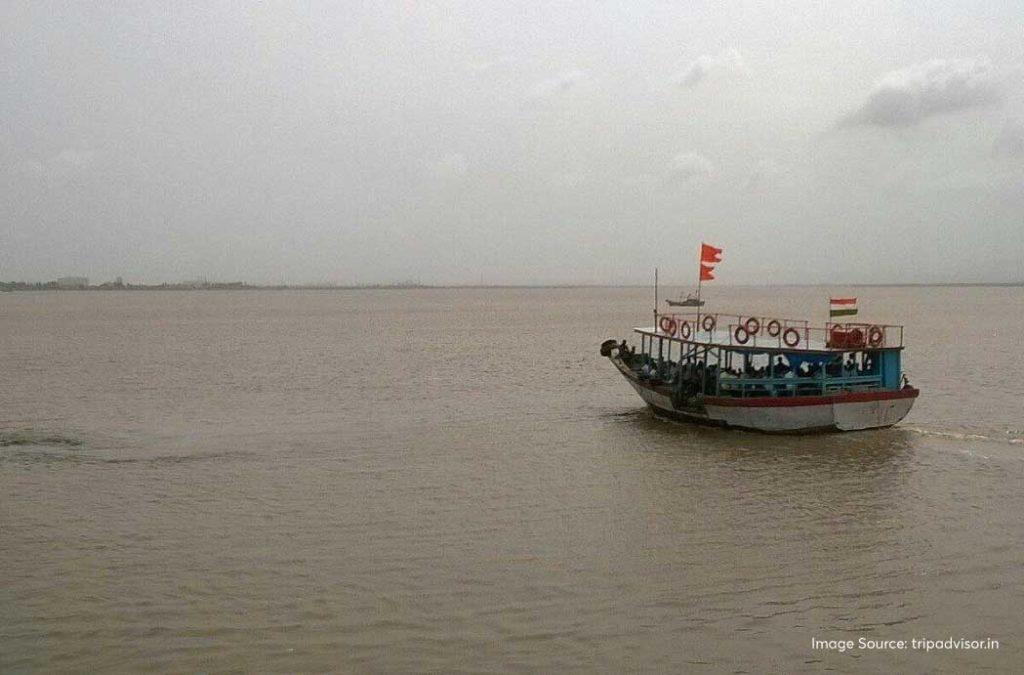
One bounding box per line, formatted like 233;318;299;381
640;311;904;353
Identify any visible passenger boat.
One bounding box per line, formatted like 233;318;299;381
601;312;919;433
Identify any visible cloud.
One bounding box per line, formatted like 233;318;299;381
669;152;714;180
15;159;45;179
549;171;587;189
675;49;745;89
467;58;512;74
745;158;782;191
838;58;1002;128
56;148;96;168
430;152;469;181
527;68;586;99
993;120;1024;158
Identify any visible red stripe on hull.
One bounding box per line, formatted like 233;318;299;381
704;388;919;408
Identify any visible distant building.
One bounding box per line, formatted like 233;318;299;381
56;276;89;288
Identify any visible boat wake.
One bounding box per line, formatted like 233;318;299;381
0;429;83;449
902;426;1024;446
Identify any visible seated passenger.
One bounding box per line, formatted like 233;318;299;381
844;357;856;376
774;356;790;376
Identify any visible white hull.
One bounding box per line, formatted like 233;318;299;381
621;365;917;433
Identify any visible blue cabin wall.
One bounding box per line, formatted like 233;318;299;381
880;350;901;389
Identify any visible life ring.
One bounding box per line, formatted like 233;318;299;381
766;319;781;337
829;324;846;344
734;325;751;345
702;315;716;332
744;317;760;334
868;325;884;347
659;316;676;335
680;320;692;339
782;327;800;348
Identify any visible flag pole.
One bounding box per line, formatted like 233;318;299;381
654;267;658;328
695;244;702;338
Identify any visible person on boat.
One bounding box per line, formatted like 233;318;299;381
774;356;790;376
844;356;856;376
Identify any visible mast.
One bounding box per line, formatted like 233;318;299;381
694;245;702;338
654;267;658;328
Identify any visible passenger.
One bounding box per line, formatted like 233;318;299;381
844;357;856;376
774;356;790;376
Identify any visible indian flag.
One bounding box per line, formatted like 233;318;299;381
830;297;858;318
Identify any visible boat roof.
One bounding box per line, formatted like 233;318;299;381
637;311;904;354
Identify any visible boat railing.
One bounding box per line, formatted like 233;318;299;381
655;311;904;350
717;373;883;397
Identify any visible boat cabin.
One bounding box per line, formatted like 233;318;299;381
623;311;906;398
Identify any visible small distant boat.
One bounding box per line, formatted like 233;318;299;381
666;293;704;307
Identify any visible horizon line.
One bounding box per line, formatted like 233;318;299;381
3;280;1023;290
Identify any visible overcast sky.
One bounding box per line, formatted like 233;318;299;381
2;1;1022;285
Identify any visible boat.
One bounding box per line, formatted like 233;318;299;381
666;293;704;307
600;311;919;433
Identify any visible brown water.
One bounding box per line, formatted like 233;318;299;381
2;287;1022;672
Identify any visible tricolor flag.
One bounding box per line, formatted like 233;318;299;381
829;297;858;318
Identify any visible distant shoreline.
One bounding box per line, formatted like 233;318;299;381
3;281;1022;292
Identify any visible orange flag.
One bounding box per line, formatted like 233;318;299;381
700;264;715;281
701;243;723;263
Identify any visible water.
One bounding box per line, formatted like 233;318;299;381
2;286;1022;672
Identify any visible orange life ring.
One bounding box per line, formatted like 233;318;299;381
744;317;760;334
734;325;751;345
783;327;800;347
659;316;676;335
766;319;781;337
680;320;692;339
868;325;884;347
702;315;716;332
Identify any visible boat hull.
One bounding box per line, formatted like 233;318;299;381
613;358;918;433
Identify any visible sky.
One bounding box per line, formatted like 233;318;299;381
1;1;1022;286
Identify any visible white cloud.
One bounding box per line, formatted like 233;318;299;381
669;152;714;180
430;152;469;181
993;120;1024;158
467;58;512;74
675;49;745;89
745;158;782;191
549;171;586;189
16;159;45;179
527;68;586;99
56;148;96;168
839;58;1002;128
